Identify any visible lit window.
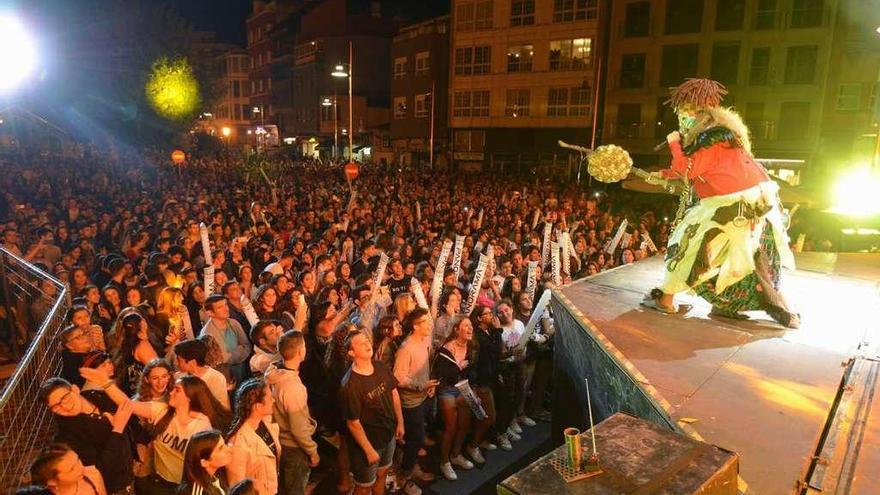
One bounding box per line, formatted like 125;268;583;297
507;45;533;72
550;38;593;71
394;96;407;119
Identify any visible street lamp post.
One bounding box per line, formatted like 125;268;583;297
332;41;354;162
429;80;435;170
323;96;338;160
253;105;265;150
221;126;231;168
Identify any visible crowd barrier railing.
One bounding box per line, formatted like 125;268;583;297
0;247;69;491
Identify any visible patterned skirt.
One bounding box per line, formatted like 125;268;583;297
662;181;797;323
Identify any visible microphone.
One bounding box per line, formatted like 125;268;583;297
655;130;685;152
558;140;591;154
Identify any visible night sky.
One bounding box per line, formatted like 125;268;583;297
170;0;251;46
169;0;451;47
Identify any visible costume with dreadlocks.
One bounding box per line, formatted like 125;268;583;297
643;79;799;328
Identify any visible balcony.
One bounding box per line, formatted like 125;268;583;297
605;120;780;144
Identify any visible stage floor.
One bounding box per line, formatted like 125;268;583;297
556;254;880;494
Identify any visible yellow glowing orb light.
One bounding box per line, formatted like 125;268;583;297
829;166;880;217
145;57;200;121
588;144;634;183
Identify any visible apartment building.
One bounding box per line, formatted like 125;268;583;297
449;0;600;174
390;16;451;168
246;0;276;127
603;0;845;175
211;49;252;146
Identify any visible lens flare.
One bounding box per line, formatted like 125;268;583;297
0;15;37;93
830;166;880;217
145;57;200;121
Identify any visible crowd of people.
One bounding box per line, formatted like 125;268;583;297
2;146;676;495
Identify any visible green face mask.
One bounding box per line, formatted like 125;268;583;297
678;114;697;131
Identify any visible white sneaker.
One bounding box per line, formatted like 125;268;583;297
518;415;537;427
451;454;474;470
402;480;422;495
479;441;498;451
506;427;522;441
497;435;513;451
466;445;485;464
510;420;523;434
440;462;457;481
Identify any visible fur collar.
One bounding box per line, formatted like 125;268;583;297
683;107;752;155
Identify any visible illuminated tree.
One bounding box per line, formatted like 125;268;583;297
145;57;201;122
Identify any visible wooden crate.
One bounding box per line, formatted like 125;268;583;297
499;413;738;495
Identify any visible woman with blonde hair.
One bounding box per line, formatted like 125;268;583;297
392;293;416;328
155;287;194;350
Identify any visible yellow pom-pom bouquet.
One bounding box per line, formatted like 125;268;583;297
587;144;633;183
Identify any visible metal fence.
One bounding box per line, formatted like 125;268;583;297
0;247;69;491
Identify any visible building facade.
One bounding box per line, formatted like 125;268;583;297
390;16;451;168
449;0;599;174
283;0;399;159
211;49;252;146
602;0;853;180
816;0;880;180
246;0;276;130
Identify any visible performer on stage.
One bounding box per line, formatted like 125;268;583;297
642;78;800;328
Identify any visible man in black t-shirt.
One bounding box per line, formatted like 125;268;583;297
351;240;377;279
387;258;411;301
339;330;405;495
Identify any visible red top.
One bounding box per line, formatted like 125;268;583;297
661;140;769;199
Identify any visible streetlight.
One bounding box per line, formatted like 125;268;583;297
253;106;265;149
221;126;231;168
0;15;37;93
323;96;338;160
331;41;354;163
425;81;436;169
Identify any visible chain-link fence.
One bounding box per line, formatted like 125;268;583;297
0;247;69;491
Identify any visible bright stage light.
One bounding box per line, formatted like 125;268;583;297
0;15;37;93
829;165;880;217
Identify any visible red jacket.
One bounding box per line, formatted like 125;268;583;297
661;132;769;199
